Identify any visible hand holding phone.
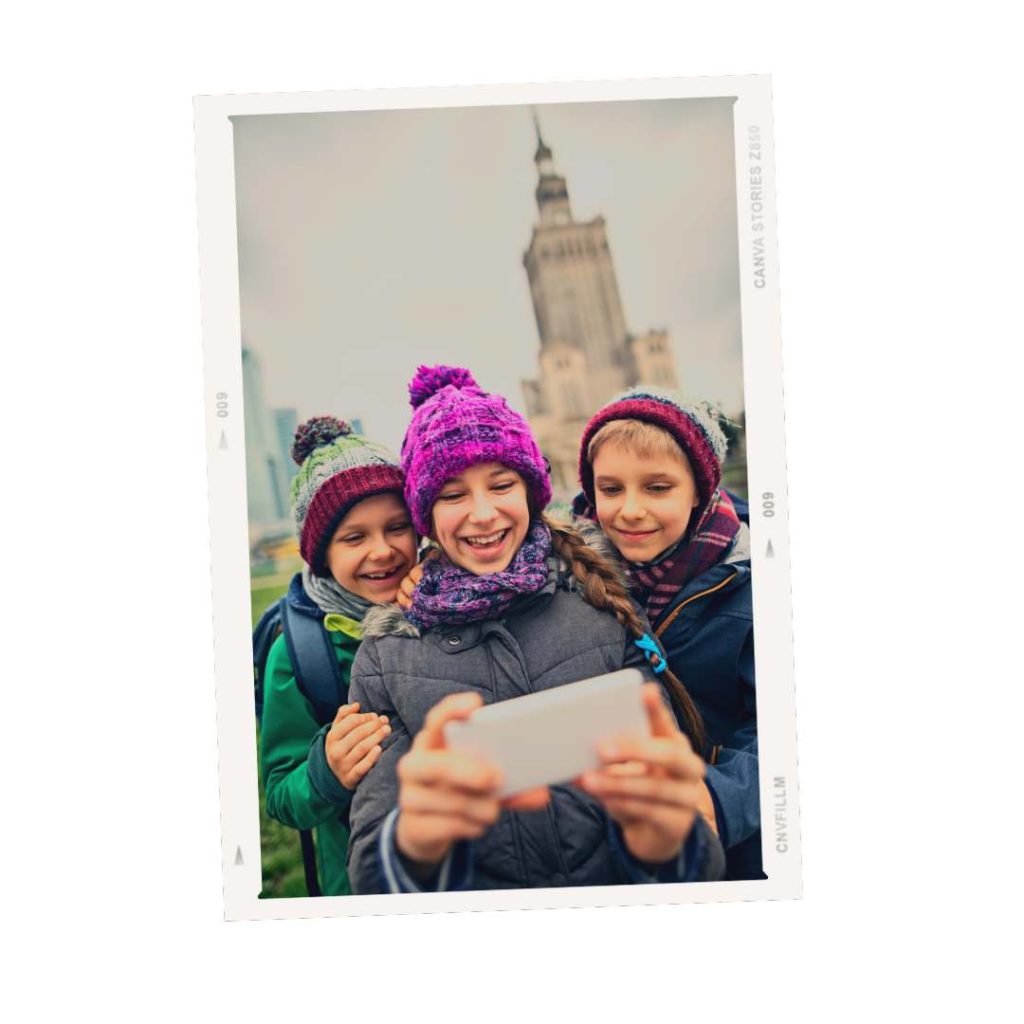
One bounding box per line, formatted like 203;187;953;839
444;669;650;798
577;683;707;864
393;693;549;871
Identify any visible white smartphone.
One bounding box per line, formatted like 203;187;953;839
443;668;650;797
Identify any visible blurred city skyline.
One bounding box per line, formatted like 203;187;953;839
233;96;744;464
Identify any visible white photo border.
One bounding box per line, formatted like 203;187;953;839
194;74;801;921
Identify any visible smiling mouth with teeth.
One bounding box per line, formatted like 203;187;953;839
360;566;403;580
461;529;510;548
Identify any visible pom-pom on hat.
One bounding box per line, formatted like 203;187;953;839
289;415;405;575
401;365;553;535
577;385;729;516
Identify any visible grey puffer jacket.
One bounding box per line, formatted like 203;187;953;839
346;536;726;895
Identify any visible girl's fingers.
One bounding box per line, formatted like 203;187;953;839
640;684;684;739
501;786;550;811
399;748;500;793
600;796;694;835
580;771;699;809
415;692;484;752
598;736;703;781
696;780;719;835
400;785;501;827
342;724;391;767
400;812;489;846
603;760;647;778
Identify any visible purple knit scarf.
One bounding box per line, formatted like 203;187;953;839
628;489;742;626
404;520;553;631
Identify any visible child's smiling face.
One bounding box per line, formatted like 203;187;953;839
431;462;531;575
326;492;417;601
592;441;700;563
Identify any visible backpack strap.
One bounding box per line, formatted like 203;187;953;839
281;599;346;726
298;829;322;897
252;601;286;722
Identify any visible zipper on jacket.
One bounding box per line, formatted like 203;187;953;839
653;571;738;640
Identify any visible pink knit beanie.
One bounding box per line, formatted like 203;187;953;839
401;365;552;535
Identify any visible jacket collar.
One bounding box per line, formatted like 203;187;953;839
562;517;630;590
287;572;325;618
362;603;421;640
668;542;751;606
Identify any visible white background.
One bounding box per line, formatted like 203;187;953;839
4;2;1021;1021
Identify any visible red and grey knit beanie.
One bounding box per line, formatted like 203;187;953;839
577;385;729;515
401;365;553;536
289;416;405;575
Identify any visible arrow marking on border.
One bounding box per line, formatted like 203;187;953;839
766;539;775;559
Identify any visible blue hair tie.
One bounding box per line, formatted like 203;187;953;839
634;632;667;674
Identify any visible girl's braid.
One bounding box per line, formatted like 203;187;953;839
544;516;707;754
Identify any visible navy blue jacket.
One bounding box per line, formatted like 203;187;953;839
655;523;762;880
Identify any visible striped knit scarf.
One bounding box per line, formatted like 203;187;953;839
404;520;553;631
628;489;741;626
302;566;374;622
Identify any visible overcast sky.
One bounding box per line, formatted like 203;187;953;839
233;96;743;455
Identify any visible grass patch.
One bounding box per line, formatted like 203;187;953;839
251;557;303;626
256;728;311;899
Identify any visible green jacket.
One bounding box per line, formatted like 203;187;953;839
259;615;362;896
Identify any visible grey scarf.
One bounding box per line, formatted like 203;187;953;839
302;567;374;622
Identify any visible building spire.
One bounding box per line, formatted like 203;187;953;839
532;107;552;164
530;109;570;225
532;107;548;160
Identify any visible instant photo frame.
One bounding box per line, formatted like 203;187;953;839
195;75;801;920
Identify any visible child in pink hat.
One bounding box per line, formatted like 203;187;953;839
344;367;725;894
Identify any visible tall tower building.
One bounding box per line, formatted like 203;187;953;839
273;407;299;496
242;346;290;526
521;115;679;496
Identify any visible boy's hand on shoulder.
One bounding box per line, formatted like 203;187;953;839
326;702;391;790
578;684;705;864
396;561;425;609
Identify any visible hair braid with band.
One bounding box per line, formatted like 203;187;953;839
543;516;708;755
